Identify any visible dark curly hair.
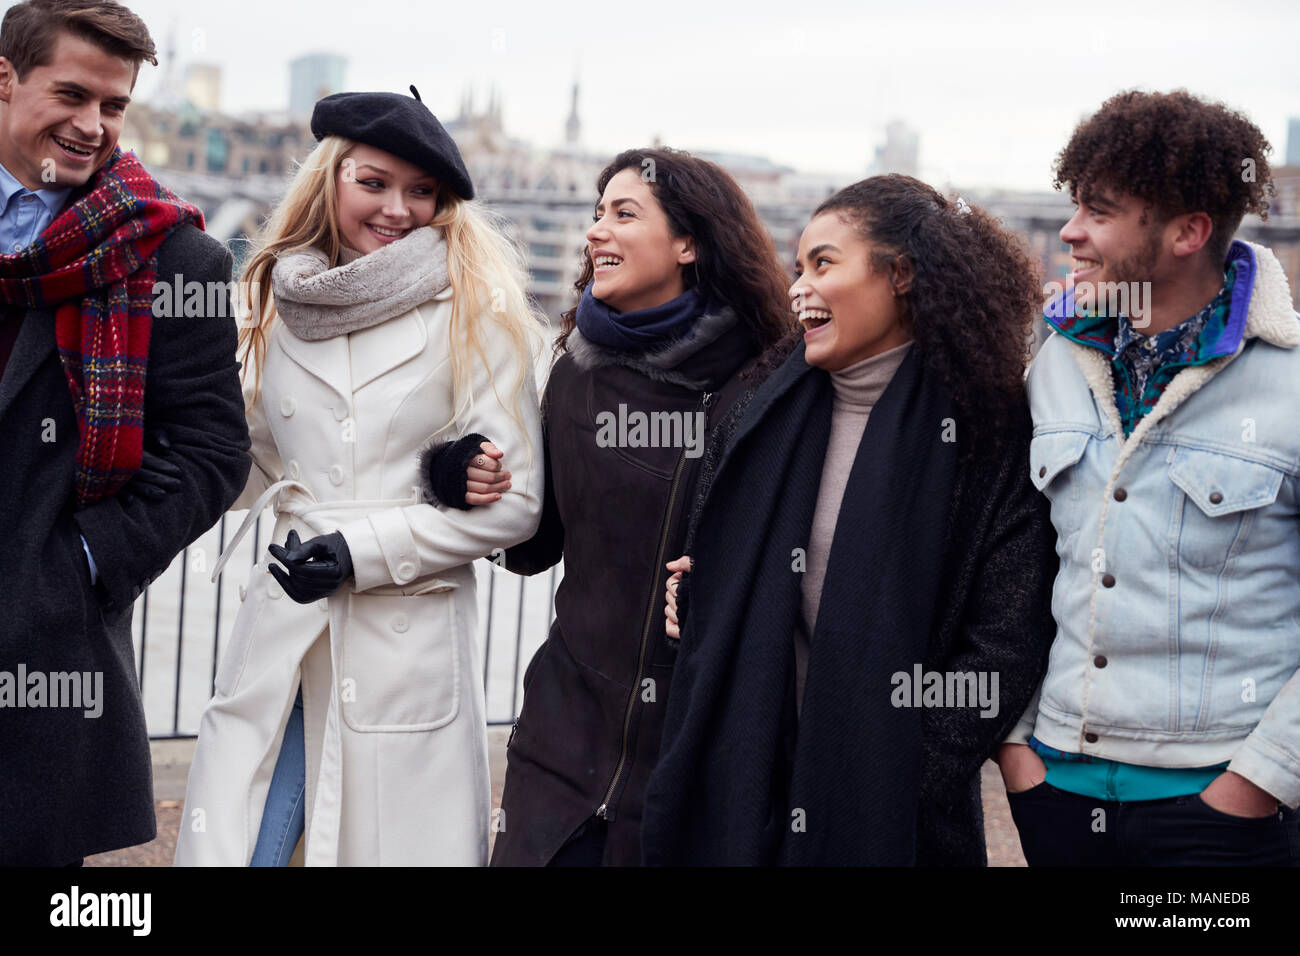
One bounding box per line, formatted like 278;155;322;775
759;175;1041;447
555;147;794;362
1054;89;1273;264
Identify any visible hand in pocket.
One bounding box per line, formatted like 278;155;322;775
997;743;1046;794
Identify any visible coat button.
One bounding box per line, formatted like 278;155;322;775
1084;732;1099;743
1101;573;1116;588
287;459;300;479
1209;491;1224;505
329;464;344;486
1038;466;1047;478
392;613;409;633
1094;655;1108;668
395;561;416;583
239;584;247;602
1113;487;1127;501
280;396;297;417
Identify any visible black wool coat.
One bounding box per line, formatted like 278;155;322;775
489;309;757;866
0;224;251;866
642;342;1058;866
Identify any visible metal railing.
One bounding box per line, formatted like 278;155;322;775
133;508;559;739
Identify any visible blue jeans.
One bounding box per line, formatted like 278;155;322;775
250;687;306;867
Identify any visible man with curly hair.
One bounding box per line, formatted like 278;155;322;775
997;89;1300;866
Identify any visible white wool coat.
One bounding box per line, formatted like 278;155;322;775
175;282;542;865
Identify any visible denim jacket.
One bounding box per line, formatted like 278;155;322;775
1008;240;1300;809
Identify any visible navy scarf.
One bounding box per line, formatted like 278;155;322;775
575;284;706;350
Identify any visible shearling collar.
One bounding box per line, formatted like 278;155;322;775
1234;240;1300;348
567;305;753;391
1059;238;1299;451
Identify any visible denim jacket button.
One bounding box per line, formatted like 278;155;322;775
1209;491;1224;504
1101;573;1116;588
1085;732;1099;743
1113;487;1127;501
1094;655;1108;668
1038;466;1047;478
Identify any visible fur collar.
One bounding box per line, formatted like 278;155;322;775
567;305;745;390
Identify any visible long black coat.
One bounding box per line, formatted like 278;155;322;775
642;343;1058;865
0;224;251;865
489;309;757;866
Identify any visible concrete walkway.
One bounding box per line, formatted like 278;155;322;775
87;736;1026;866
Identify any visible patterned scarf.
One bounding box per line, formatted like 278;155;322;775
0;147;203;505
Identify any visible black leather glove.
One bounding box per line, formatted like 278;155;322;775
117;430;184;504
418;432;491;510
267;529;354;604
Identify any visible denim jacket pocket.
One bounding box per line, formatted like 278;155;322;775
1030;430;1090;491
1030;430;1091;548
1167;447;1285;571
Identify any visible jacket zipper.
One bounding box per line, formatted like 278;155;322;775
596;390;714;820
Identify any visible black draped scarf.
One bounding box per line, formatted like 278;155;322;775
642;340;960;865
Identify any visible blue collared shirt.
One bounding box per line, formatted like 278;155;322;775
0;161;95;583
0;159;72;254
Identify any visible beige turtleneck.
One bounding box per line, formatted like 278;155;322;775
795;340;913;713
340;243;363;265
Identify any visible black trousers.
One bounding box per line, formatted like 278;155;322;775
1008;781;1300;866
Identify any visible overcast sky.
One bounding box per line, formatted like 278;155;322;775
31;0;1300;191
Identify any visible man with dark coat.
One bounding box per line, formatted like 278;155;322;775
0;0;250;866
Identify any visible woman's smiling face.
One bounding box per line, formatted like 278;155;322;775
586;166;695;313
335;143;439;255
790;212;912;371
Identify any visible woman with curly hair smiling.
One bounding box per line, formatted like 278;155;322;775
642;174;1059;865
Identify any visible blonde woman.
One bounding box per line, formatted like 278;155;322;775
174;89;545;866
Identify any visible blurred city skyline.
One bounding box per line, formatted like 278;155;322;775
91;0;1300;193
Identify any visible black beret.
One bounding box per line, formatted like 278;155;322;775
311;86;474;200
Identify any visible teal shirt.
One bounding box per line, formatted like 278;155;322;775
1029;737;1227;801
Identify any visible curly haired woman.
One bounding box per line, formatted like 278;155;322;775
644;174;1060;866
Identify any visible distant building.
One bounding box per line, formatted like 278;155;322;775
1288;118;1300;167
565;81;581;146
183;64;221;113
289;53;346;121
871;120;919;178
1272;165;1300;220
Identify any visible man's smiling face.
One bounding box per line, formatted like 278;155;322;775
1059;183;1164;313
0;30;135;191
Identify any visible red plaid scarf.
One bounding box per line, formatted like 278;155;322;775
0;147;203;505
